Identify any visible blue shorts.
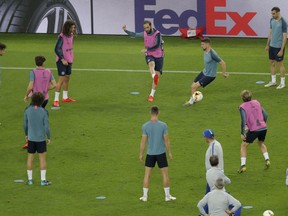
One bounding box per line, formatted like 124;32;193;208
145;153;168;168
28;140;47;154
56;60;72;76
194;72;216;87
269;46;285;62
145;56;164;74
245;129;267;144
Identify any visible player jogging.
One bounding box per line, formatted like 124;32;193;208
123;21;164;102
265;7;287;89
238;90;270;173
139;106;176;202
53;20;77;107
183;38;228;106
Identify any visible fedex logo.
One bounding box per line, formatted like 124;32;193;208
135;0;257;36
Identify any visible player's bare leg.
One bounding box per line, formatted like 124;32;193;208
258;141;270;169
140;167;152;201
238;141;248;173
160;167;176;201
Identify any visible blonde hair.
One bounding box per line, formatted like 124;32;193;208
240;90;252;102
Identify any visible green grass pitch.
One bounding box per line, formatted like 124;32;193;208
0;33;287;216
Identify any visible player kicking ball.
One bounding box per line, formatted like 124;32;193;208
183;38;228;106
122;21;164;102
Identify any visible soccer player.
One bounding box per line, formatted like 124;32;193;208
139;106;176;202
53;20;77;107
0;43;7;85
238;90;270;173
183;38;228;106
24;92;51;186
265;7;287;89
24;56;56;108
286;168;288;186
22;56;56;149
0;43;6;56
122;21;164;102
197;178;241;216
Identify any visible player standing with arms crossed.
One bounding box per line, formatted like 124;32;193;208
265;7;287;89
53;20;77;107
123;21;164;102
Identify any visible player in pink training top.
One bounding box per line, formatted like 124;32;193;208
23;56;56;148
53;20;77;107
122;21;164;102
238;90;270;173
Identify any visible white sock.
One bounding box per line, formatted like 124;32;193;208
164;187;170;197
63;91;68;99
263;152;269;161
27;170;32;180
272;75;276;83
150;89;156;97
188;96;195;104
280;77;285;85
54;92;60;101
241;157;246;166
143;188;148;197
41;170;46;181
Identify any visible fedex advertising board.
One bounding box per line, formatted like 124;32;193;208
0;0;287;38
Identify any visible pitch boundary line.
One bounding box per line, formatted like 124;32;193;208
1;67;269;75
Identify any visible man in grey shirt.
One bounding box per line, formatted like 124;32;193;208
206;155;231;191
197;178;241;216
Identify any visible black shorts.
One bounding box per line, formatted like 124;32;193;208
269;46;285;62
145;153;168;168
194;71;216;87
245;129;267;144
145;56;164;74
56;60;72;76
27;140;47;154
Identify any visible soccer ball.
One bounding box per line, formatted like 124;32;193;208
263;210;274;216
193;91;203;102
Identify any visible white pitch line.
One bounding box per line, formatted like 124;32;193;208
1;67;269;75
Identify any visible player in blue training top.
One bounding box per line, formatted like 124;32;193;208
24;92;51;186
183;37;228;106
265;7;287;89
139;106;176;202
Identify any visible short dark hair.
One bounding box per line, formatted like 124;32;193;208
201;37;211;44
0;43;6;50
35;56;46;66
271;7;280;12
31;92;45;106
240;90;252;102
62;19;76;36
143;20;152;26
150;105;159;115
210;155;219;167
